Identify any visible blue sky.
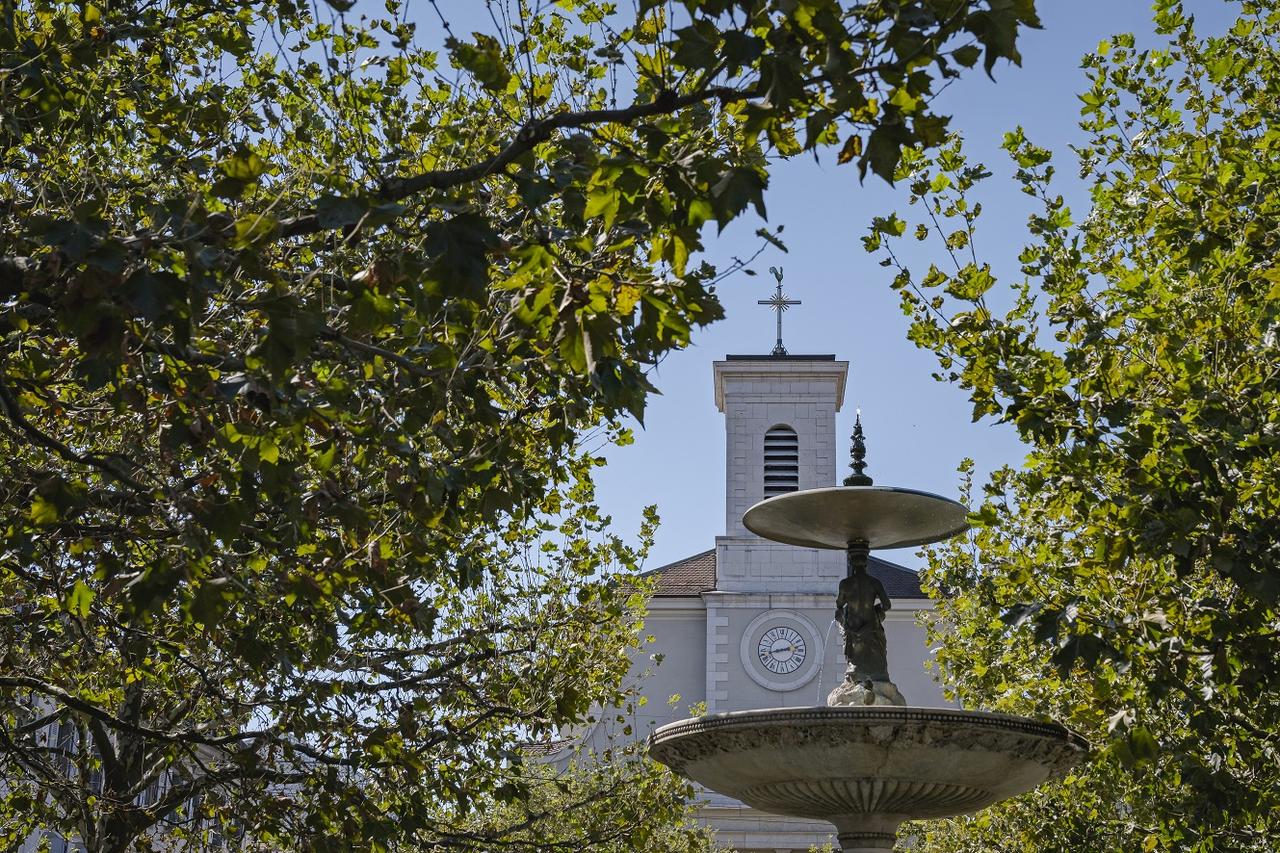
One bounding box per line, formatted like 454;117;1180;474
578;1;1242;570
426;2;1241;570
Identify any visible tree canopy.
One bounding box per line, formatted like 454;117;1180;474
0;0;1038;849
867;2;1280;849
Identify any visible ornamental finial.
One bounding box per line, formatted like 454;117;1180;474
844;410;873;487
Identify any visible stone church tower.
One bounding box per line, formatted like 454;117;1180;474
554;351;949;852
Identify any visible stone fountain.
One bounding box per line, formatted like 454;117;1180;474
649;417;1086;852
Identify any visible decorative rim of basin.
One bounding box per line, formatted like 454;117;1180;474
649;706;1089;840
650;706;1088;752
742;486;969;550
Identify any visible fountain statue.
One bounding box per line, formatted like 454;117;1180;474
649;415;1086;852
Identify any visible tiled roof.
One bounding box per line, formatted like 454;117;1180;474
521;738;569;757
636;548;717;596
636;548;928;599
868;556;928;599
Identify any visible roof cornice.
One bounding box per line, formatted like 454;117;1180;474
713;357;849;412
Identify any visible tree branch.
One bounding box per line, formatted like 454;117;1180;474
278;84;752;239
0;675;268;749
0;376;151;492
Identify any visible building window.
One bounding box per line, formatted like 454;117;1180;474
763;425;799;496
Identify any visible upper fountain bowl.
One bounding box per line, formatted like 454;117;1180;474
743;486;969;550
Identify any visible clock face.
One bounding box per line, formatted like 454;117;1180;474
740;610;822;691
757;626;807;674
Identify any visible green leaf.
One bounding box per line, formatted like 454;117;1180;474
231;213;280;248
710;167;767;229
219;147;266;181
122;269;183;321
861;123;913;183
424;213;499;300
387;56;410;87
721;31;764;72
1127;726;1159;764
259;438;280;465
584;186;621;230
67;580;94;619
952;44;981;68
316;196;368;230
28;496;58;526
670;23;717;70
447;34;512;93
188;577;232;627
314;443;337;473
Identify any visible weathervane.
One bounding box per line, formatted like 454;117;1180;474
758;267;801;356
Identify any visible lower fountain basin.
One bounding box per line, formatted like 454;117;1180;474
649;706;1087;852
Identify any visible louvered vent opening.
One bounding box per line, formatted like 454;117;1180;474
763;425;799;497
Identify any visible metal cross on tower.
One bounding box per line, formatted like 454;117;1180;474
758;270;801;356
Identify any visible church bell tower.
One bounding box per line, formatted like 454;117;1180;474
712;354;849;592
